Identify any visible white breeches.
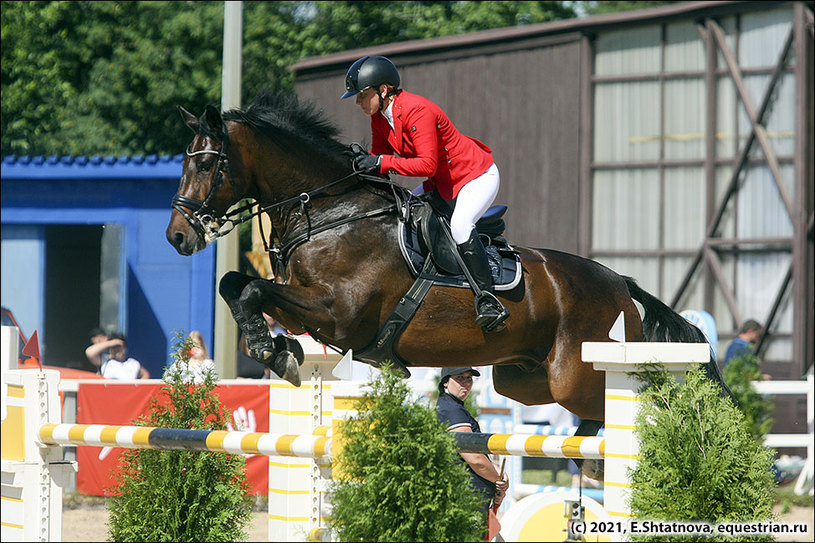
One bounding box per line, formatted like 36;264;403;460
450;163;500;244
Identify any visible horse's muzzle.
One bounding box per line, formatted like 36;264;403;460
166;222;206;256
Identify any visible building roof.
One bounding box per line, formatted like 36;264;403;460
292;1;795;75
1;154;183;180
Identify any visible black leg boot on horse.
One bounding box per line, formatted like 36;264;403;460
457;230;509;332
232;311;302;386
219;273;303;386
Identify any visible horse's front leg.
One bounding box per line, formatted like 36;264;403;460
219;271;334;386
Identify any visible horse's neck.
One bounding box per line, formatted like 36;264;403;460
267;180;395;249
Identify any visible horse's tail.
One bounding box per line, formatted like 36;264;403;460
624;276;735;402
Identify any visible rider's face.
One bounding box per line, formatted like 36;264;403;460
356;86;381;117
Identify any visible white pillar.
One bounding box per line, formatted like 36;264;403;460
267;337;340;542
1;369;75;542
582;341;709;519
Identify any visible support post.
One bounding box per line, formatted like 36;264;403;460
1;369;75;542
582;341;709;519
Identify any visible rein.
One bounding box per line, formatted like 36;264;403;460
264;173;409;281
173;135;410;280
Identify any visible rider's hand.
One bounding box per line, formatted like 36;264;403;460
353;154;381;175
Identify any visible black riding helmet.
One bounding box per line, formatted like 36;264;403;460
341;56;401;99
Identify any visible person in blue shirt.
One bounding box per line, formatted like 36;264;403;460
724;319;763;367
436;367;509;518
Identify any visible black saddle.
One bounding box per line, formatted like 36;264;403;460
399;195;521;290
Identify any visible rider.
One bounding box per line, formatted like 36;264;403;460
341;55;509;332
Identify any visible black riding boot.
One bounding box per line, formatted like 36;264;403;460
457;230;509;331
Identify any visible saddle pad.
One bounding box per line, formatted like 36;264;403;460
398;221;522;291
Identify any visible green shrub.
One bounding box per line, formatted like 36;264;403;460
723;353;775;439
630;365;777;542
107;332;253;542
330;366;486;542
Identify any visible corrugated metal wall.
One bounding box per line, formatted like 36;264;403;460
290;2;812;380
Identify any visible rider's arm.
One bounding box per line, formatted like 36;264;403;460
378;105;439;177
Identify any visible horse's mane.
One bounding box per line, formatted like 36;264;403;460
223;88;348;159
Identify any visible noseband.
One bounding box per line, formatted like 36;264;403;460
171;128;239;243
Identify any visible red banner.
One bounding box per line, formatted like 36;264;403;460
76;381;270;496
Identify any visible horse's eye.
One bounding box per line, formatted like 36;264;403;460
199;160;213;172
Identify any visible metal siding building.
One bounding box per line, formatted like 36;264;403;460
291;2;813;432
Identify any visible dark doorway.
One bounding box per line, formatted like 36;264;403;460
44;225;102;370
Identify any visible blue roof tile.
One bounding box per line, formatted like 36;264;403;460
1;153;184;180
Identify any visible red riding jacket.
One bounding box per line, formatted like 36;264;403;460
370;90;494;201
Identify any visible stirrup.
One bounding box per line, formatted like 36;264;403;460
474;292;509;332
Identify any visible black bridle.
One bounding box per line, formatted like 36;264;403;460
171;126;411;279
171;126;239;244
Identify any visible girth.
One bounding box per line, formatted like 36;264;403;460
352;256;437;377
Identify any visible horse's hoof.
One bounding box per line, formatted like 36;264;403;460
274;350;301;387
580;459;604;482
273;335;305;368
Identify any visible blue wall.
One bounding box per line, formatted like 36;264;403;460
0;155;216;377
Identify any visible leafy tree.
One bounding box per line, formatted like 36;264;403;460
723;353;775;440
2;2;224;156
582;1;678;16
2;1;576;157
629;365;776;542
107;331;253;542
330;366;486;542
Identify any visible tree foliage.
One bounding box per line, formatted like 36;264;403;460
2;1;576;157
107;331;253;542
330;366;486;542
2;1;678;157
582;1;679;16
723;353;775;440
630;365;776;542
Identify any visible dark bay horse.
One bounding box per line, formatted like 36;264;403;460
166;90;727;449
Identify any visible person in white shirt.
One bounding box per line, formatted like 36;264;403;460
85;332;150;379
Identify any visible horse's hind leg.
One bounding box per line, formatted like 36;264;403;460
219;272;302;386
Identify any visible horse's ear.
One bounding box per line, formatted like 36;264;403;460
204;105;225;141
178;106;199;133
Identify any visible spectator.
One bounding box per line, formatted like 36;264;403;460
88;327;108;346
724;319;763;367
435;367;509;521
164;330;217;384
85;332;150;379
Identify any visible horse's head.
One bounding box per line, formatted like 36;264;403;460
166;105;240;256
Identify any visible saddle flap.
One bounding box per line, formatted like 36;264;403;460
415;203;460;274
402;200;520;289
